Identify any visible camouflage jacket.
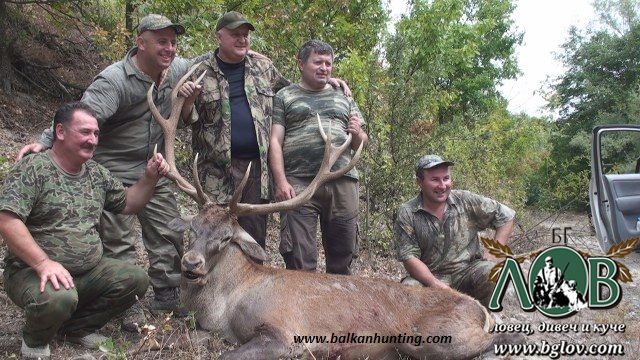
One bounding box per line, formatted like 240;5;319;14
38;47;196;185
0;151;127;274
189;51;290;203
394;190;515;279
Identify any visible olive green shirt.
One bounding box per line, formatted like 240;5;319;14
394;190;515;277
39;47;198;185
0;151;127;274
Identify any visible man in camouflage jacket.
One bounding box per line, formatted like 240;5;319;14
180;12;289;249
179;12;349;249
394;154;515;306
0;102;169;358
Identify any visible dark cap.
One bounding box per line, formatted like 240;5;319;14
137;14;185;36
415;154;454;176
216;11;255;32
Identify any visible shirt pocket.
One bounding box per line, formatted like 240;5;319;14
200;89;222;127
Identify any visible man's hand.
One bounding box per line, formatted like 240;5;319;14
33;258;74;293
429;278;451;290
145;153;169;179
178;81;202;100
328;78;352;97
346;115;363;137
16;143;44;162
275;181;296;202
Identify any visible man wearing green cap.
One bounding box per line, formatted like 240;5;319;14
179;12;350;250
16;13;196;329
393;154;515;306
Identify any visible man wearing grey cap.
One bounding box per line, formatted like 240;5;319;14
179;12;350;250
393;154;515;306
16;14;196;329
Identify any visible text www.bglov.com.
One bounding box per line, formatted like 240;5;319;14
293;333;451;347
495;340;624;359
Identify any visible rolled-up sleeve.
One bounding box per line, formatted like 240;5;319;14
465;191;515;229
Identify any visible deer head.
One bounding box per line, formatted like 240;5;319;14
147;63;363;285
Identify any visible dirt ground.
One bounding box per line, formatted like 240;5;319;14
0;203;638;359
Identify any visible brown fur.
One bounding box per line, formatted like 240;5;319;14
178;206;523;360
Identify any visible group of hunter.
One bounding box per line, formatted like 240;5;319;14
0;11;515;359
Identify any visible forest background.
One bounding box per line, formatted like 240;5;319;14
1;0;640;249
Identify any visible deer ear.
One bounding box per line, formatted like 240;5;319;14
232;225;267;263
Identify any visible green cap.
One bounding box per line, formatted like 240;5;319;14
137;14;185;36
415;154;454;176
216;11;255;32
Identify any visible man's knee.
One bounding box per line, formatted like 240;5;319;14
103;260;150;299
122;265;150;298
28;288;78;322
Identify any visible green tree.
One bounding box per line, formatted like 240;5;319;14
538;0;640;210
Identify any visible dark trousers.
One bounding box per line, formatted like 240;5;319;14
4;257;148;347
280;176;358;275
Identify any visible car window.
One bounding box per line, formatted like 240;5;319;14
598;131;640;175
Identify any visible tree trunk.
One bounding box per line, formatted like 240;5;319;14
125;0;134;33
0;0;14;94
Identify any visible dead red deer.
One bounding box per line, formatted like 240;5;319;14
147;66;523;359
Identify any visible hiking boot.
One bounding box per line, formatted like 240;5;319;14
21;339;50;359
150;287;188;317
63;333;109;350
121;302;146;332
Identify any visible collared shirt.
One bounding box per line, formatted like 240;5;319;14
39;47;197;185
189;50;290;203
394;190;515;277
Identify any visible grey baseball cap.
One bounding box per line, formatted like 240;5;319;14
137;14;185;35
216;11;255;32
415;154;454;175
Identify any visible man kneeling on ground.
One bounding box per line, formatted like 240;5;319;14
0;102;170;358
393;154;515;306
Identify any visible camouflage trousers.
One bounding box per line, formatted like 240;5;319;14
100;182;183;290
280;176;358;275
402;260;495;306
231;158;267;249
4;257;148;347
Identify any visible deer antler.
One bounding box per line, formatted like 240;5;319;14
147;62;209;205
230;113;363;216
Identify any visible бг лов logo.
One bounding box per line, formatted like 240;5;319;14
484;238;637;318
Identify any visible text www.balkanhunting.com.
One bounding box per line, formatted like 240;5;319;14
495;340;624;358
293;333;451;347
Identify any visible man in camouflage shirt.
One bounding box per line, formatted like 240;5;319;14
394;154;515;306
179;13;350;249
0;102;169;358
269;40;368;274
16;14;197;323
